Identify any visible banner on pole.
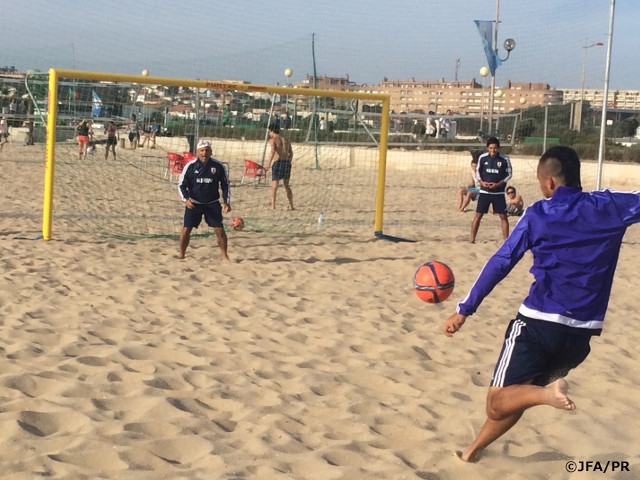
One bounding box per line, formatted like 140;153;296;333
474;20;502;76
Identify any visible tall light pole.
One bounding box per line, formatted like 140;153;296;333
479;66;489;132
487;0;516;136
577;40;604;132
284;68;292;127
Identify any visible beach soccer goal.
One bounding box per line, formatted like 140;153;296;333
41;69;393;240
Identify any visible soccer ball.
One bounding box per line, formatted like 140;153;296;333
413;261;455;304
142;69;149;76
230;217;244;231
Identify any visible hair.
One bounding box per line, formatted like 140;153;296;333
268;123;280;134
506;186;516;194
470;149;483;163
539;146;581;188
486;136;500;147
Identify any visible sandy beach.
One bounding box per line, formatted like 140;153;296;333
1;143;640;479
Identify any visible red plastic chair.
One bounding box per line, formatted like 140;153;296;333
165;152;185;182
241;159;267;184
183;151;197;162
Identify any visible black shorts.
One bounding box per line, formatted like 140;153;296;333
271;160;291;181
476;192;507;214
183;202;223;228
129;132;140;142
106;136;118;146
491;315;593;387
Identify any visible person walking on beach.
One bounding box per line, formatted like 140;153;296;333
470;136;512;243
76;119;93;159
265;123;294;210
178;140;231;261
0;117;8;152
105;120;118;160
127;114;140;149
444;146;640;462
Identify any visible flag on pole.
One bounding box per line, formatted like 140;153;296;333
92;91;104;117
474;20;502;76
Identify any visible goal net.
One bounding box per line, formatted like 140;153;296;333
42;69;392;240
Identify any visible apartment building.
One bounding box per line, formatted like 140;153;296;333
562;88;640;110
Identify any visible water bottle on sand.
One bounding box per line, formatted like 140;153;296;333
317;212;325;231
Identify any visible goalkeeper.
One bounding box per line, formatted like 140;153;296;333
178;140;231;261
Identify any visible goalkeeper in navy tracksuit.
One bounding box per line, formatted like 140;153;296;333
471;137;513;243
444;146;640;462
178;140;231;261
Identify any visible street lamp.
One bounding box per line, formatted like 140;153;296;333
284;68;292;127
519;97;527;119
494;89;504;134
576;40;604;132
479;66;489;132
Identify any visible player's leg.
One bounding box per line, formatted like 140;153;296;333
471;193;490;242
270;180;279;209
213;226;229;261
283;177;294;210
179;206;201;259
499;213;509;239
457;187;465;210
491;194;510;239
461;379;574;462
204;203;230;261
178;226;193;259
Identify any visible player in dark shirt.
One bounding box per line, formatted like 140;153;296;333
178;140;231;260
471;137;512;243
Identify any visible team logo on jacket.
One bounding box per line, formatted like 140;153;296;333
497;161;502;167
211;167;217;174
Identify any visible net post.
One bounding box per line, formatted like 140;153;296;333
43;68;59;240
374;96;391;235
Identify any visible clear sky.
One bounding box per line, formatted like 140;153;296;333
1;0;637;90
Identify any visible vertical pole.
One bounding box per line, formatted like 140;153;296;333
195;86;200;143
488;0;500;134
542;105;549;154
374;96;391;235
596;0;615;190
43;69;59;240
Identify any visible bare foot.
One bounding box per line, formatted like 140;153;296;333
457;448;482;463
221;255;230;263
545;378;575;410
287;206;295;211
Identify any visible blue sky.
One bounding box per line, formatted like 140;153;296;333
1;1;637;90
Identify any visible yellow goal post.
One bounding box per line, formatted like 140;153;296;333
43;68;391;240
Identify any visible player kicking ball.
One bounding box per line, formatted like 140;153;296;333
444;146;640;462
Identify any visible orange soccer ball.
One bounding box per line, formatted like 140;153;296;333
230;217;244;231
413;261;455;304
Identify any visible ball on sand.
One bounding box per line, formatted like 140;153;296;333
230;217;244;231
413;261;455;304
142;69;149;77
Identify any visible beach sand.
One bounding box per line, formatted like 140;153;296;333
1;144;640;479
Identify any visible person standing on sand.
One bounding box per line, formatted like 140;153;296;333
265;123;294;210
105;121;118;160
0;117;8;152
127;114;140;150
444;146;640;462
178;140;231;261
75;119;93;159
470;136;512;243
